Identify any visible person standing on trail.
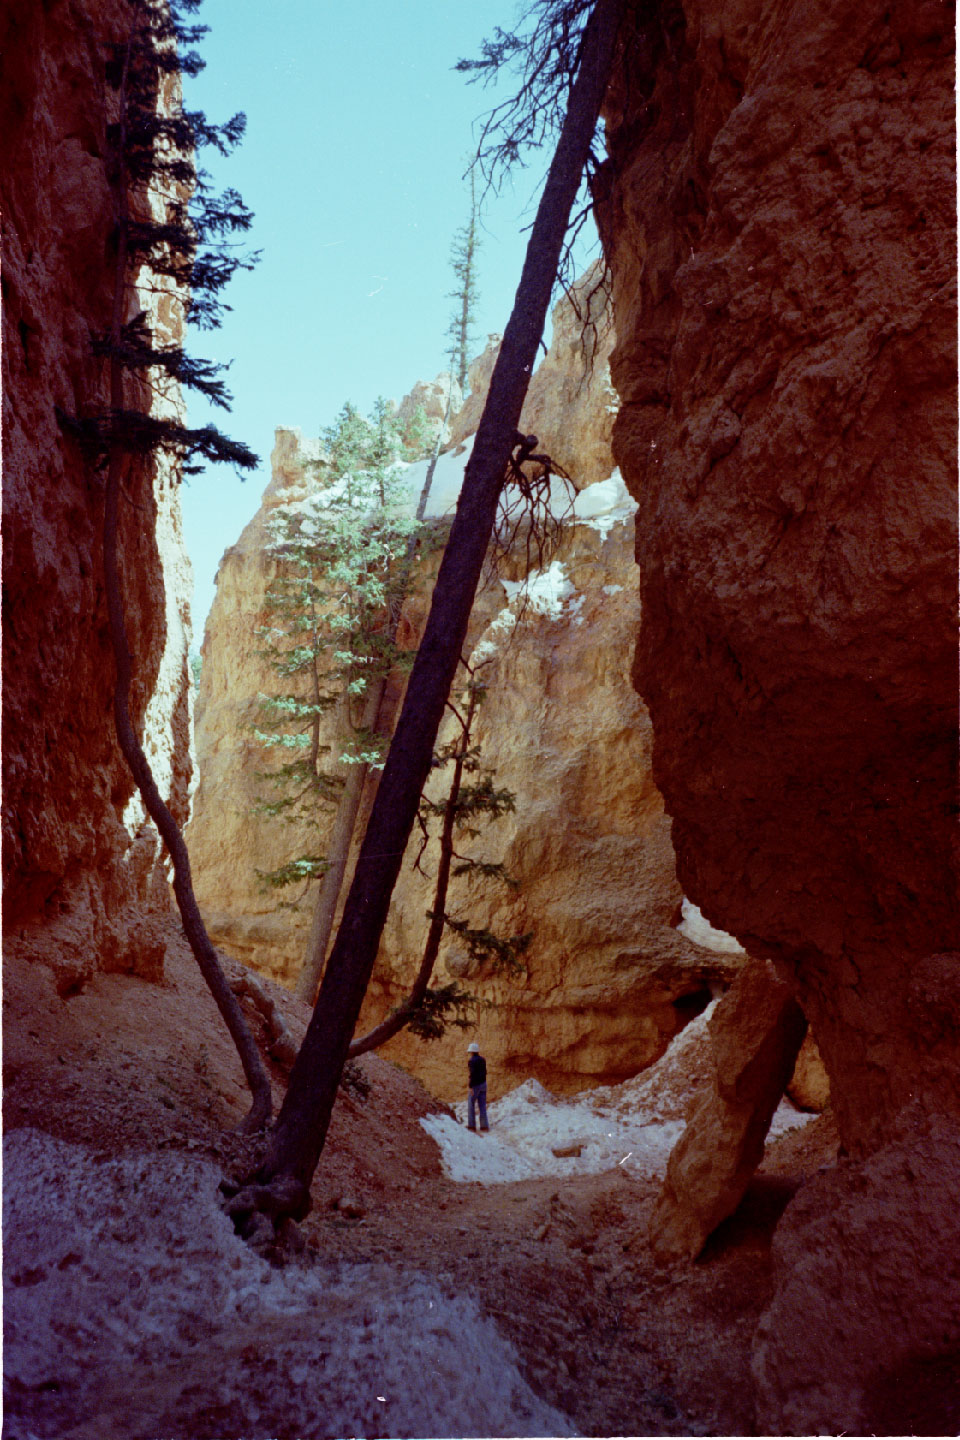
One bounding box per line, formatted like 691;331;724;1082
466;1041;489;1133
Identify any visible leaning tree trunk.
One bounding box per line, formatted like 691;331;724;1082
103;34;272;1133
251;0;622;1215
347;677;474;1058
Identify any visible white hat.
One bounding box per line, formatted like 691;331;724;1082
467;1042;480;1052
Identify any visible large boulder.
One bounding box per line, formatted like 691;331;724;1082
752;1106;960;1435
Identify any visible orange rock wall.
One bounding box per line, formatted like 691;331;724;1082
190;285;744;1098
2;0;192;991
599;0;958;1154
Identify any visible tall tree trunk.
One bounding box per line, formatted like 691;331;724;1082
347;678;474;1058
255;0;622;1212
294;679;386;1004
104;32;272;1133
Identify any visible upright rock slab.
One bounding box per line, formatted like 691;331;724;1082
649;958;807;1262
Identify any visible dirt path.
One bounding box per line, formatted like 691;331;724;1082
4;931;837;1437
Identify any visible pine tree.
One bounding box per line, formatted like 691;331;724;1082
255;399;424;935
224;0;623;1231
58;0;271;1129
257;400;527;1042
446;172;481;394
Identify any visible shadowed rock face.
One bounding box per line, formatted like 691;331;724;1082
1;0;192;991
599;0;958;1155
599;0;958;1426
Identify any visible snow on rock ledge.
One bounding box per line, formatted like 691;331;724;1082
677;898;746;955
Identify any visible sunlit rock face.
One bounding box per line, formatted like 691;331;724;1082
187;430;320;975
599;0;957;1427
190;280;744;1097
396;372;462;437
1;0;192;993
368;476;734;1100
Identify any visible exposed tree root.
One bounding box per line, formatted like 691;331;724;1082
219;1173;309;1262
229;971;299;1068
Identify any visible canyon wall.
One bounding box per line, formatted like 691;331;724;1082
190;281;745;1098
600;0;957;1153
2;0;193;992
598;0;957;1427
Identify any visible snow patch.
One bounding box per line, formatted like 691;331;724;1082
423;1080;686;1187
571;468;637;539
502;559;575;619
470;562;585;663
3;1129;575;1439
422;1004;810;1186
401;436;475;519
567;593;587;625
677;897;746;954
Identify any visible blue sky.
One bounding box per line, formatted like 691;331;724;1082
181;0;600;631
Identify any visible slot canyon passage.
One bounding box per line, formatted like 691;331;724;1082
2;0;957;1436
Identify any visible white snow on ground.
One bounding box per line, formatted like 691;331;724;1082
422;1004;811;1187
677;896;747;954
3;1129;576;1440
422;1091;685;1186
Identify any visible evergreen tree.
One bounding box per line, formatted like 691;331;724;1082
59;0;271;1129
446;172;481;394
254;399;424;925
226;0;623;1232
257;402;527;1043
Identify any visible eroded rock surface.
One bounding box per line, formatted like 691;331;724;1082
649;958;807;1262
600;0;958;1154
599;0;957;1424
1;0;193;992
752;1105;960;1435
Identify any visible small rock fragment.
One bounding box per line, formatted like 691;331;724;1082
335;1196;365;1219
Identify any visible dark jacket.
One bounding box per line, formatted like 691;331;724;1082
468;1053;486;1087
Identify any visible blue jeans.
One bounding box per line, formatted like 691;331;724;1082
468;1083;488;1131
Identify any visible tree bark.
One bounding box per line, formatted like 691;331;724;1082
256;0;622;1211
347;684;471;1057
294;679;387;1004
